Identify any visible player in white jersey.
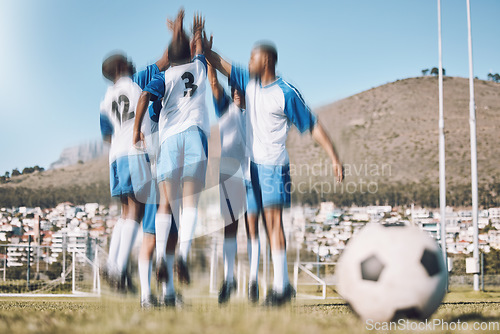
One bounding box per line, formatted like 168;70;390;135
133;13;208;302
100;54;153;290
207;62;249;304
131;10;186;308
205;40;344;306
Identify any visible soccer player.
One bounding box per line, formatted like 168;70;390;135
133;70;182;309
205;41;344;306
133;13;209;300
100;54;149;290
132;10;188;308
100;29;171;295
207;62;248;304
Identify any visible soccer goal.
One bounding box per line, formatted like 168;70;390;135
0;244;100;297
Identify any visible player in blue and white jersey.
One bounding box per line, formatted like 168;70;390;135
128;51;182;308
100;44;170;293
205;40;344;306
133;13;208;302
207;62;249;304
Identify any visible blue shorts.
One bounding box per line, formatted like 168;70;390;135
110;156;134;197
157;126;208;185
142;203;179;236
128;153;153;202
246;162;291;214
142;203;157;235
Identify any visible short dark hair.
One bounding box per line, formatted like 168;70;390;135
168;34;191;65
254;41;278;64
102;52;134;81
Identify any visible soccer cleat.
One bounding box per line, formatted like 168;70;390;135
248;281;259;304
263;284;296;307
176;256;190;285
161;292;184;308
156;258;169;284
140;294;157;309
218;278;237;304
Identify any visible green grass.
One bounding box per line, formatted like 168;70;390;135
0;288;499;334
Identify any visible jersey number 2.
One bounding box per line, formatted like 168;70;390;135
111;95;134;124
182;72;197;97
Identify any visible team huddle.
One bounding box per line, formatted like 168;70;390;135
99;9;343;308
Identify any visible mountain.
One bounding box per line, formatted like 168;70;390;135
49;140;108;170
287;76;500;187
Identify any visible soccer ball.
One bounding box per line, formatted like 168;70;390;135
336;223;447;322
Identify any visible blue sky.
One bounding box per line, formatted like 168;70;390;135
0;0;498;175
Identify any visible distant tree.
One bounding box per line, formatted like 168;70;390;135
4;171;9;178
487;73;493;81
494;73;500;82
78;160;84;164
11;168;21;177
34;165;44;172
430;67;445;76
422;69;429;76
22;167;34;174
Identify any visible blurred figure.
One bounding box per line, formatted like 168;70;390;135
207;62;248;304
133;11;208;305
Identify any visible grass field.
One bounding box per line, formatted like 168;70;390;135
0;287;499;334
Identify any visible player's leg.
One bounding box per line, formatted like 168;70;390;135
162;220;182;307
259;164;294;306
138;232;155;308
245;164;263;303
138;203;157;308
177;178;202;285
177;126;208;284
107;196;127;277
155;135;182;285
155;180;175;282
245;213;260;303
218;172;241;304
115;195;143;284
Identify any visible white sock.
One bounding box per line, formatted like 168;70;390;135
116;219;139;274
155;213;172;263
162;254;176;297
179;207;197;261
223;237;237;282
249;239;260;283
107;218;124;274
272;249;289;294
139;259;152;299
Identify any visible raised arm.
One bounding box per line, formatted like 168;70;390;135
155;47;170;72
133;91;152;148
207;63;223;103
203;32;232;78
157;9;187;71
311;121;344;183
192;13;204;56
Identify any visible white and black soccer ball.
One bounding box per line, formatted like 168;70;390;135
336;223;447;322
